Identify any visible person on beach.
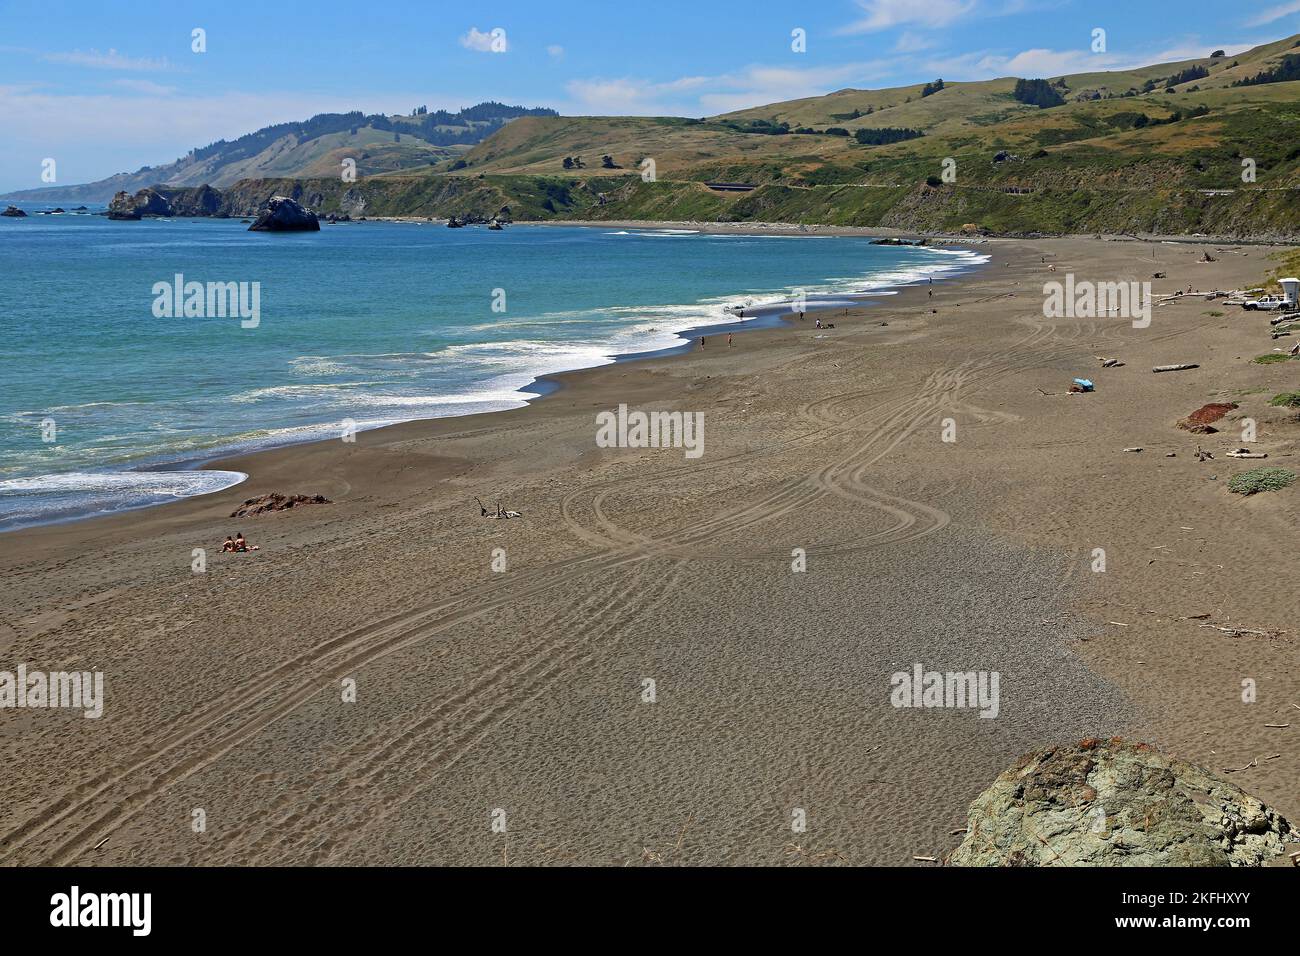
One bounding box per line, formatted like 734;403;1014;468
222;536;236;553
234;532;259;552
700;336;706;349
727;333;733;347
815;318;823;329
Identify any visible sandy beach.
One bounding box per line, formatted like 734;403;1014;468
2;234;1296;866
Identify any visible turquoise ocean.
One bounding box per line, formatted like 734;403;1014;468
0;213;987;530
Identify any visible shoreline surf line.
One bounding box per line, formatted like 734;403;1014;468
0;236;987;533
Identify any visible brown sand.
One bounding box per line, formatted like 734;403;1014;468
1;235;1296;866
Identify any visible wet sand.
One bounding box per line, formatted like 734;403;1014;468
1;235;1296;865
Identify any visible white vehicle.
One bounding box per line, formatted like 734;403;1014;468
1243;294;1289;311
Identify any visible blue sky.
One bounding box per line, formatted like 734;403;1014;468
2;0;1299;191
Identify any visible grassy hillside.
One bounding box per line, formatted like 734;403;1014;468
433;33;1300;237
27;33;1300;239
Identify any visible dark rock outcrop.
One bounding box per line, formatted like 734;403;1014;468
106;190;143;220
1;205;27;217
230;493;331;518
106;184;226;220
166;184;223;217
247;195;320;232
951;739;1297;867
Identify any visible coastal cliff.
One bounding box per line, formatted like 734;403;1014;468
105;171;1300;240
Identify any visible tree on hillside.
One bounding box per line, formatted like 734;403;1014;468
1165;65;1209;90
1234;54;1300;87
854;127;924;146
1012;78;1066;108
921;78;945;97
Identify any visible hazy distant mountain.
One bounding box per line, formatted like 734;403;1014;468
0;102;557;204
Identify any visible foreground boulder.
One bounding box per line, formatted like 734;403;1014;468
248;196;319;232
1;205;26;217
230;493;331;518
951;739;1296;866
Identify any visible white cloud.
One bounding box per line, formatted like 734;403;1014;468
459;27;507;53
42;48;172;71
547;44;565;59
839;0;978;35
1245;1;1300;27
894;32;938;54
111;79;177;96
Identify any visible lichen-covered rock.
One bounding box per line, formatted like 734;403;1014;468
951;739;1296;867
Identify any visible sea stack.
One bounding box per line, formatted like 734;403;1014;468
248;196;320;232
106;190;142;220
2;205;28;217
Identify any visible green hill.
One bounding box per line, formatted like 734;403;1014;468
430;33;1300;237
14;34;1300;238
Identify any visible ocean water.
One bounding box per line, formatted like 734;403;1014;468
0;214;987;530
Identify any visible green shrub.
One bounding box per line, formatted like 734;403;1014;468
1228;468;1297;495
1269;391;1300;408
1253;353;1296;364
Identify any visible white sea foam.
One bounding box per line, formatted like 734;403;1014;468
0;469;249;530
0;470;247;498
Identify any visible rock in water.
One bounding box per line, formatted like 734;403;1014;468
248;196;320;232
950;739;1296;866
1;205;27;217
106;190;143;220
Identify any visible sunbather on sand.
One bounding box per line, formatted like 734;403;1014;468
233;532;259;552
